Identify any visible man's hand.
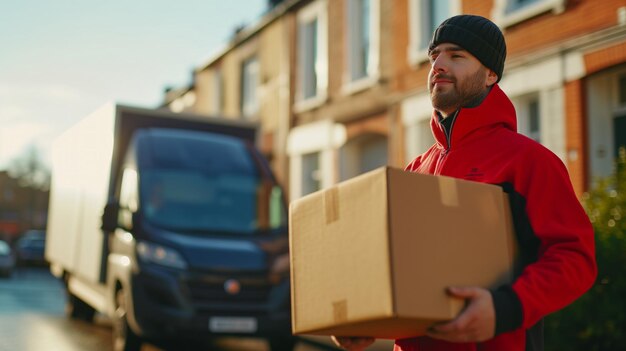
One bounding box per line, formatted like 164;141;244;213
331;336;375;351
426;287;496;343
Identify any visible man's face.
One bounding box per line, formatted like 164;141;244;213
428;43;495;116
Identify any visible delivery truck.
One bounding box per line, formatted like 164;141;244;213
46;104;293;351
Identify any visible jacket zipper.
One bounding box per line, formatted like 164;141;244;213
434;110;458;175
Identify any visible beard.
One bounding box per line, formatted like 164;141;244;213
429;67;489;113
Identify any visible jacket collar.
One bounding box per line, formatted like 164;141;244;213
430;84;517;149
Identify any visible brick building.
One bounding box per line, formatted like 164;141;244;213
163;0;626;199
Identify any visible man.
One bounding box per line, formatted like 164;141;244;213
332;14;596;351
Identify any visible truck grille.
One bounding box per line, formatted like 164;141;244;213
184;273;272;310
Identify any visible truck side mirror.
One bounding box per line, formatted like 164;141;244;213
101;202;119;232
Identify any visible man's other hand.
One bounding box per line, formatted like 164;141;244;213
331;336;376;351
426;286;496;343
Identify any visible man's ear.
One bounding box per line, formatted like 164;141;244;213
486;69;498;86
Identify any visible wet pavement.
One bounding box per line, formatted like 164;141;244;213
0;267;341;351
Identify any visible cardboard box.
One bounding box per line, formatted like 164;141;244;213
289;167;516;339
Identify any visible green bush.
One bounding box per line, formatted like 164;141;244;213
545;148;626;351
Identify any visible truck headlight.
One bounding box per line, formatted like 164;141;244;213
136;242;187;269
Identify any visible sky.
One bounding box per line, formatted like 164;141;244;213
0;0;267;170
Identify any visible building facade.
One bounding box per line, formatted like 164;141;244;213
162;1;296;188
163;0;626;199
397;0;626;196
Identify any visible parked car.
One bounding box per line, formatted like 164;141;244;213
16;230;47;266
0;239;16;277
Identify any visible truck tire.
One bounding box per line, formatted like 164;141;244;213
113;288;142;351
66;292;96;321
64;277;96;322
268;335;297;351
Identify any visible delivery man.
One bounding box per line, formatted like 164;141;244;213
332;14;596;351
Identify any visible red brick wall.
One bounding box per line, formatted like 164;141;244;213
391;0;429;94
564;79;588;197
461;0;494;17
505;0;624;56
392;0;625;94
585;41;626;75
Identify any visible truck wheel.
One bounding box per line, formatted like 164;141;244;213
113;288;142;351
268;335;297;351
66;292;96;321
64;278;95;322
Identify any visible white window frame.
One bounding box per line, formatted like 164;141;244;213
491;0;566;28
241;55;259;118
586;65;626;180
401;92;435;163
514;93;542;143
295;0;329;112
500;55;568;161
407;0;461;66
301;151;322;196
287;120;347;201
343;0;380;95
339;133;388;181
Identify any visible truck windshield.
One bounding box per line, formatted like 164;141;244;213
138;132;286;234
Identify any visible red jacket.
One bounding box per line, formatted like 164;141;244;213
397;85;596;351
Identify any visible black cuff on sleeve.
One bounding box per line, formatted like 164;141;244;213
490;285;523;335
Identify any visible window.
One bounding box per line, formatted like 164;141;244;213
408;0;459;64
211;68;223;115
492;0;565;27
401;93;435;163
241;56;259;118
346;0;379;84
296;0;328;108
301;19;318;100
417;119;434;153
516;95;541;143
287;120;347;200
301;152;321;196
506;0;541;13
139;129;287;233
340;134;388;181
359;135;387;173
527;99;541;142
405;118;435;163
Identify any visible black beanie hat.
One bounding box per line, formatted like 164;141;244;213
429;15;506;82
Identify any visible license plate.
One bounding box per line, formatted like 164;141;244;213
209;317;257;333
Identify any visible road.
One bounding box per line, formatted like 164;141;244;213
0;267;340;351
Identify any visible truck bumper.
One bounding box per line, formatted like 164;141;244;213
129;265;292;341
